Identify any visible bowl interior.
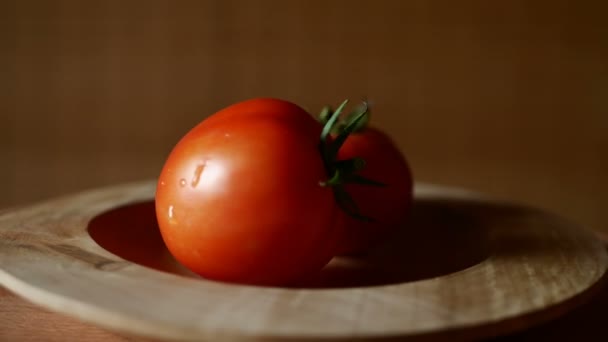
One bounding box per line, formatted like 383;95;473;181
88;199;490;288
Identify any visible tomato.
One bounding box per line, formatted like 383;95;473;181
199;98;322;133
155;98;343;286
335;128;413;255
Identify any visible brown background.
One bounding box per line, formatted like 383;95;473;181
1;1;608;340
1;0;607;233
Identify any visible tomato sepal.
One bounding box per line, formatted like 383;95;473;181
318;99;385;222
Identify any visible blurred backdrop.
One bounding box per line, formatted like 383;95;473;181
1;0;607;233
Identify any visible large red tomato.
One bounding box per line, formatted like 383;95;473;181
155;98;343;286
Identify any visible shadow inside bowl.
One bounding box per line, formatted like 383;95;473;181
88;198;491;288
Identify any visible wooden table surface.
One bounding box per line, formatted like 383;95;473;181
2;270;608;342
2;238;607;342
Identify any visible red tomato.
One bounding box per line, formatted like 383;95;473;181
335;127;413;254
155;98;342;286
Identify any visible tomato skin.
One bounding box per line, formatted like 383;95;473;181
335;127;413;254
155;99;341;286
195;98;322;135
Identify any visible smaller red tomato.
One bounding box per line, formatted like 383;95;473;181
315;101;414;256
336;127;413;254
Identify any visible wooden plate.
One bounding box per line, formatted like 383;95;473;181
0;180;606;341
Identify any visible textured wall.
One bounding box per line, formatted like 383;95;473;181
1;0;607;232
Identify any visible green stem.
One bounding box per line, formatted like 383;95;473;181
319;158;365;187
344;101;370;133
327;101;368;161
318;99;383;221
319;106;332;125
320;99;348;143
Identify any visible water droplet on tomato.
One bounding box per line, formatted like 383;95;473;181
179;179;187;187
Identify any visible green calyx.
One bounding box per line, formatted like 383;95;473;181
318;99;384;221
319;101;370;135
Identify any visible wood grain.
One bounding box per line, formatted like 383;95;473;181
0;287;139;342
1;181;606;341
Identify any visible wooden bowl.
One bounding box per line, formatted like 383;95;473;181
1;180;606;341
